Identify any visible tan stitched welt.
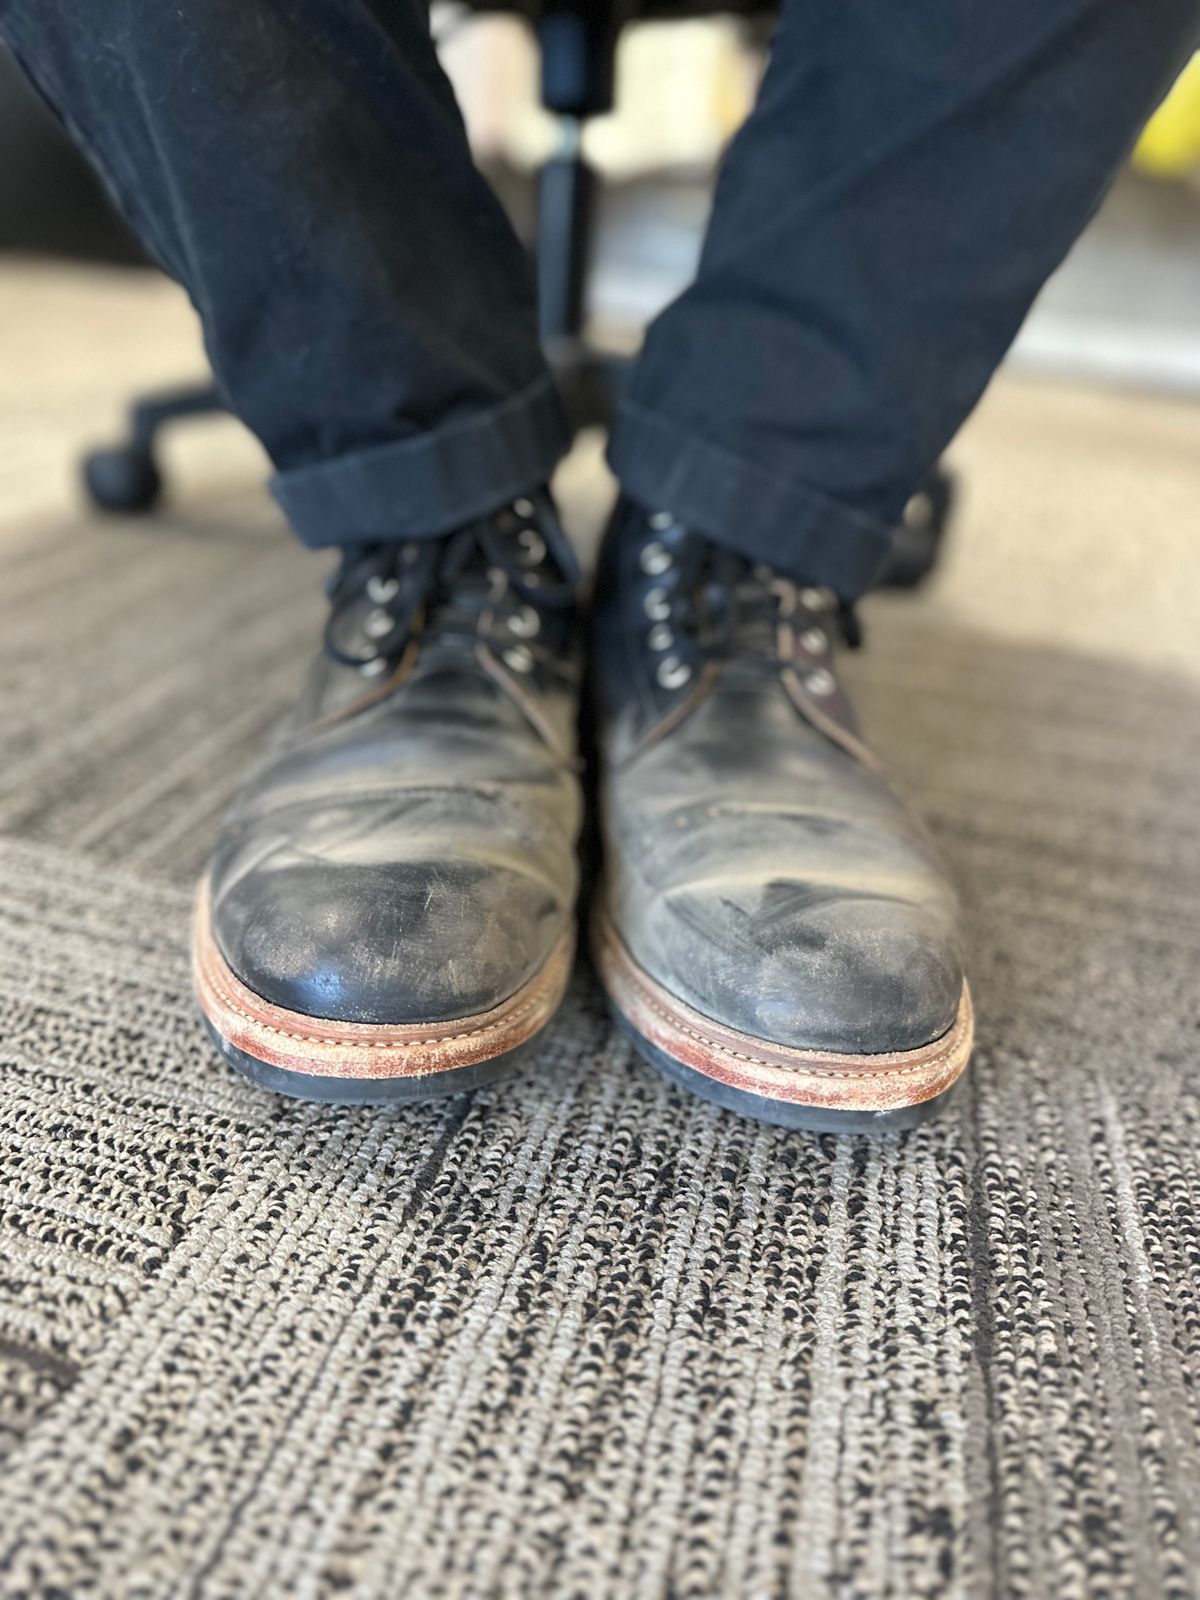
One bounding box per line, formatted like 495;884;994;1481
193;879;573;1080
593;902;973;1112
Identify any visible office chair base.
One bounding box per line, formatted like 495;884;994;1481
877;468;956;588
82;442;163;514
82;380;224;516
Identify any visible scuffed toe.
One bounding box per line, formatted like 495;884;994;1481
639;880;963;1054
211;853;567;1027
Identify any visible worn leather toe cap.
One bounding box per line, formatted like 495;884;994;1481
210;854;568;1026
633;880;964;1056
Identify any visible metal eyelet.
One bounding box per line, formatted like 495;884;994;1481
513;496;535;518
363;608;394;640
643;586;671;622
360;655;388;678
401;542;421;565
639;541;672;576
503;644;535;674
649;510;675;531
804;667;836;697
753;563;775;583
367;575;400;603
799;626;827;655
507;605;541;639
657;656;692;690
800;586;829;610
647;622;674;651
517;528;546;566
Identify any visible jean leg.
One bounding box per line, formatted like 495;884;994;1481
609;0;1200;597
0;0;569;546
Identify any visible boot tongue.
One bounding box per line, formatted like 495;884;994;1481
726;571;784;658
695;547;786;663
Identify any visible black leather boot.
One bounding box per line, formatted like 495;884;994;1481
589;501;973;1132
194;493;582;1103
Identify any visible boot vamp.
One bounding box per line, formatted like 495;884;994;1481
210;657;581;1025
604;669;963;1054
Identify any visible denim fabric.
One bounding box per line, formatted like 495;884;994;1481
609;0;1200;594
0;0;571;546
2;0;1197;590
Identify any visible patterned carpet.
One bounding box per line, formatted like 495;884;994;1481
1;350;1200;1596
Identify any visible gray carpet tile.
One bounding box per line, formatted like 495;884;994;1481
1;506;1199;1599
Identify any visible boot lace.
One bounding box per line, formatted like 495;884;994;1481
324;491;579;679
635;518;861;696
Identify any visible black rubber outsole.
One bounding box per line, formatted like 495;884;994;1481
201;1014;542;1106
609;1008;959;1133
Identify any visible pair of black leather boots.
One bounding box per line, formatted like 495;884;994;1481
194;495;972;1131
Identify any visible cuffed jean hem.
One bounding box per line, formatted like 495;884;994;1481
607;399;896;600
271;373;572;549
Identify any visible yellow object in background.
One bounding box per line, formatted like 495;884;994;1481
1134;54;1200;177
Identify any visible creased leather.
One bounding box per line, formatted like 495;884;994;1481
208;638;581;1027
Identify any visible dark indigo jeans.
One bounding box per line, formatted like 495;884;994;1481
2;0;1197;597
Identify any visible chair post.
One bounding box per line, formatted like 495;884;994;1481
536;116;595;342
533;2;633;343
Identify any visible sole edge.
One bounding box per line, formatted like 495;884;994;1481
193;879;573;1098
593;902;973;1128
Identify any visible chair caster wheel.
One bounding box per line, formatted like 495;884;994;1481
878;468;956;589
82;445;163;515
